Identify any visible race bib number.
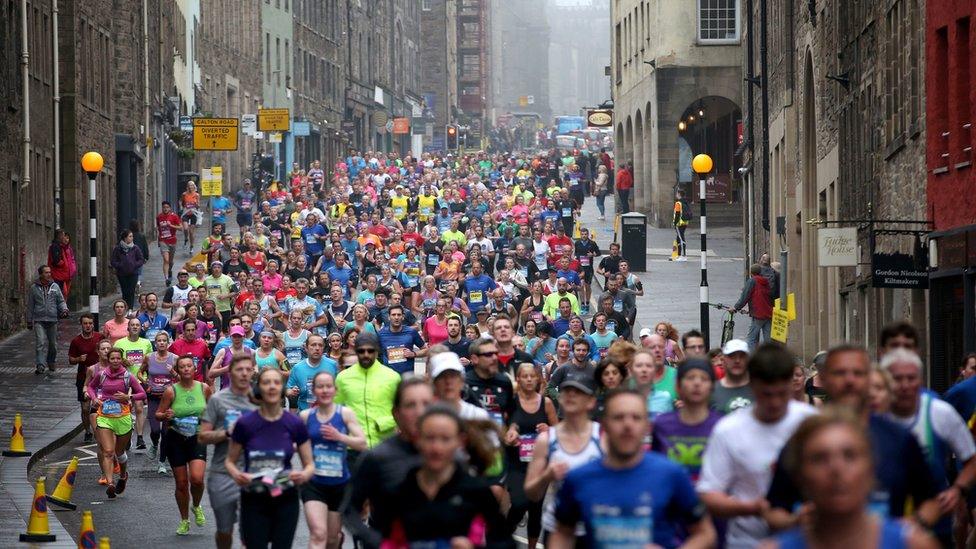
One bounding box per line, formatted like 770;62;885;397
518;434;537;463
427;254;440;266
591;504;653;548
241;199;252;209
394;206;405;217
489;411;504;427
613;299;624;312
420;207;432;216
579;256;590;267
146;327;161;341
387;347;407;365
312;444;345;478
606;320;617;333
126;350;145;364
101;399;122;416
286;347;304;364
469;290;483;303
149;374;172;395
306;234;317;244
159;226;172;239
519;267;529;278
306;380;316;405
224;409;242;433
534;253;547;269
562;208;572;217
247;449;285;475
172;416;199;437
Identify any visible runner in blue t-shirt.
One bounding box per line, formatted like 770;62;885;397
210;195;232;226
553;389;715;549
461;262;497;320
376;305;427;375
285;335;338;411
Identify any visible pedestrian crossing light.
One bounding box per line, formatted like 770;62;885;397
446;125;458;150
692;153;713;175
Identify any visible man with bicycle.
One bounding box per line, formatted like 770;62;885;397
732;264;773;350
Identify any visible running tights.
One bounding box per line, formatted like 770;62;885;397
505;466;543;538
240;488;300;548
147;397;164;458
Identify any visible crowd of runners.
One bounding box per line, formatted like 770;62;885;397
23;147;975;548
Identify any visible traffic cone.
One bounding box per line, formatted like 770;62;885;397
78;510;95;549
19;477;56;542
98;537;111;549
47;456;78;510
4;413;31;457
671;240;679;261
573;222;582;239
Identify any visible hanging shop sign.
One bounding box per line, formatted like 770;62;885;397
586;109;613;128
817;227;858;267
872;252;929;289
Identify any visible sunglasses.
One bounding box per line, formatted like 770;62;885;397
474;350;498;357
355;348;377;354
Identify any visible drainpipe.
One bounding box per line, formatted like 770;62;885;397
53;0;61;227
760;0;770;232
20;0;30;191
143;0;151;210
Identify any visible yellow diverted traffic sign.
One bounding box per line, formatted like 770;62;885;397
773;292;797;321
192;118;239;151
258;108;290;132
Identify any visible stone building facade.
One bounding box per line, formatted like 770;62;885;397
743;0;927;362
610;0;743;227
419;0;459;151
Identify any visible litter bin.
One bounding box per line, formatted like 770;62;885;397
619;212;647;272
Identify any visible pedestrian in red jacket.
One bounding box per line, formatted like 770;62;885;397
615;164;633;214
48;229;78;298
733;264;774;349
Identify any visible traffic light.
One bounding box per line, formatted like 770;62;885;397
446;125;458;150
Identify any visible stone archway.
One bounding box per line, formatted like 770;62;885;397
650;66;743;226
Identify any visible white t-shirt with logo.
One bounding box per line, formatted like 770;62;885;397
697;400;817;549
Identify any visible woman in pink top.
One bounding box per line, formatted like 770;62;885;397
423;297;451;346
262;260;283;293
102;300;131;341
87;347;146;498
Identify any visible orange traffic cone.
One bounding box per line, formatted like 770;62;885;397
78;510;95;549
47;456;78;510
4;413;31;457
19;477;56;542
670;240;679;261
98;537;111;548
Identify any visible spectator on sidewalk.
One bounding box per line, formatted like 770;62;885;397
733;264;774;350
110;229;146;311
615;162;633;214
26;264;69;375
48;229;78;298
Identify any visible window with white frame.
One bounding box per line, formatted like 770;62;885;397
698;0;740;43
422;0;432;11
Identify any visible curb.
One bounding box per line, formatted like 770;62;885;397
0;411;83;548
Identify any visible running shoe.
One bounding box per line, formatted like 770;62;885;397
193;506;206;526
98;476;108;486
157;463;169;475
113;460;121;474
106;483;116;499
115;472;128;494
165;278;172;287
136;436;146;450
176;520;190;536
47;363;55;372
34;364;45;375
147;443;156;459
83;432;93;443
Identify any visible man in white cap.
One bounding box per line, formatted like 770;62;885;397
711;339;752;414
638;327;654;348
430;351;489;421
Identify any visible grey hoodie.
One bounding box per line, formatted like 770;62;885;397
26;280;67;323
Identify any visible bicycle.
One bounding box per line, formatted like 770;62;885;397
707;302;747;347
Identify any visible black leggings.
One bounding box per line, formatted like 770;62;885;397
505;465;543;538
117;274;138;310
147;397;165;459
240;488;300;548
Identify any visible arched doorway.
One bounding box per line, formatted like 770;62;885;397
634;110;645;213
674;96;743;226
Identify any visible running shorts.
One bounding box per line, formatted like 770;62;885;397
300;480;347;509
162;429;207;468
158;242;176;255
96;415;133;436
208;472;241;533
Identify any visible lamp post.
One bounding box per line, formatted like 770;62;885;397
80;151;103;327
692;153;713;348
